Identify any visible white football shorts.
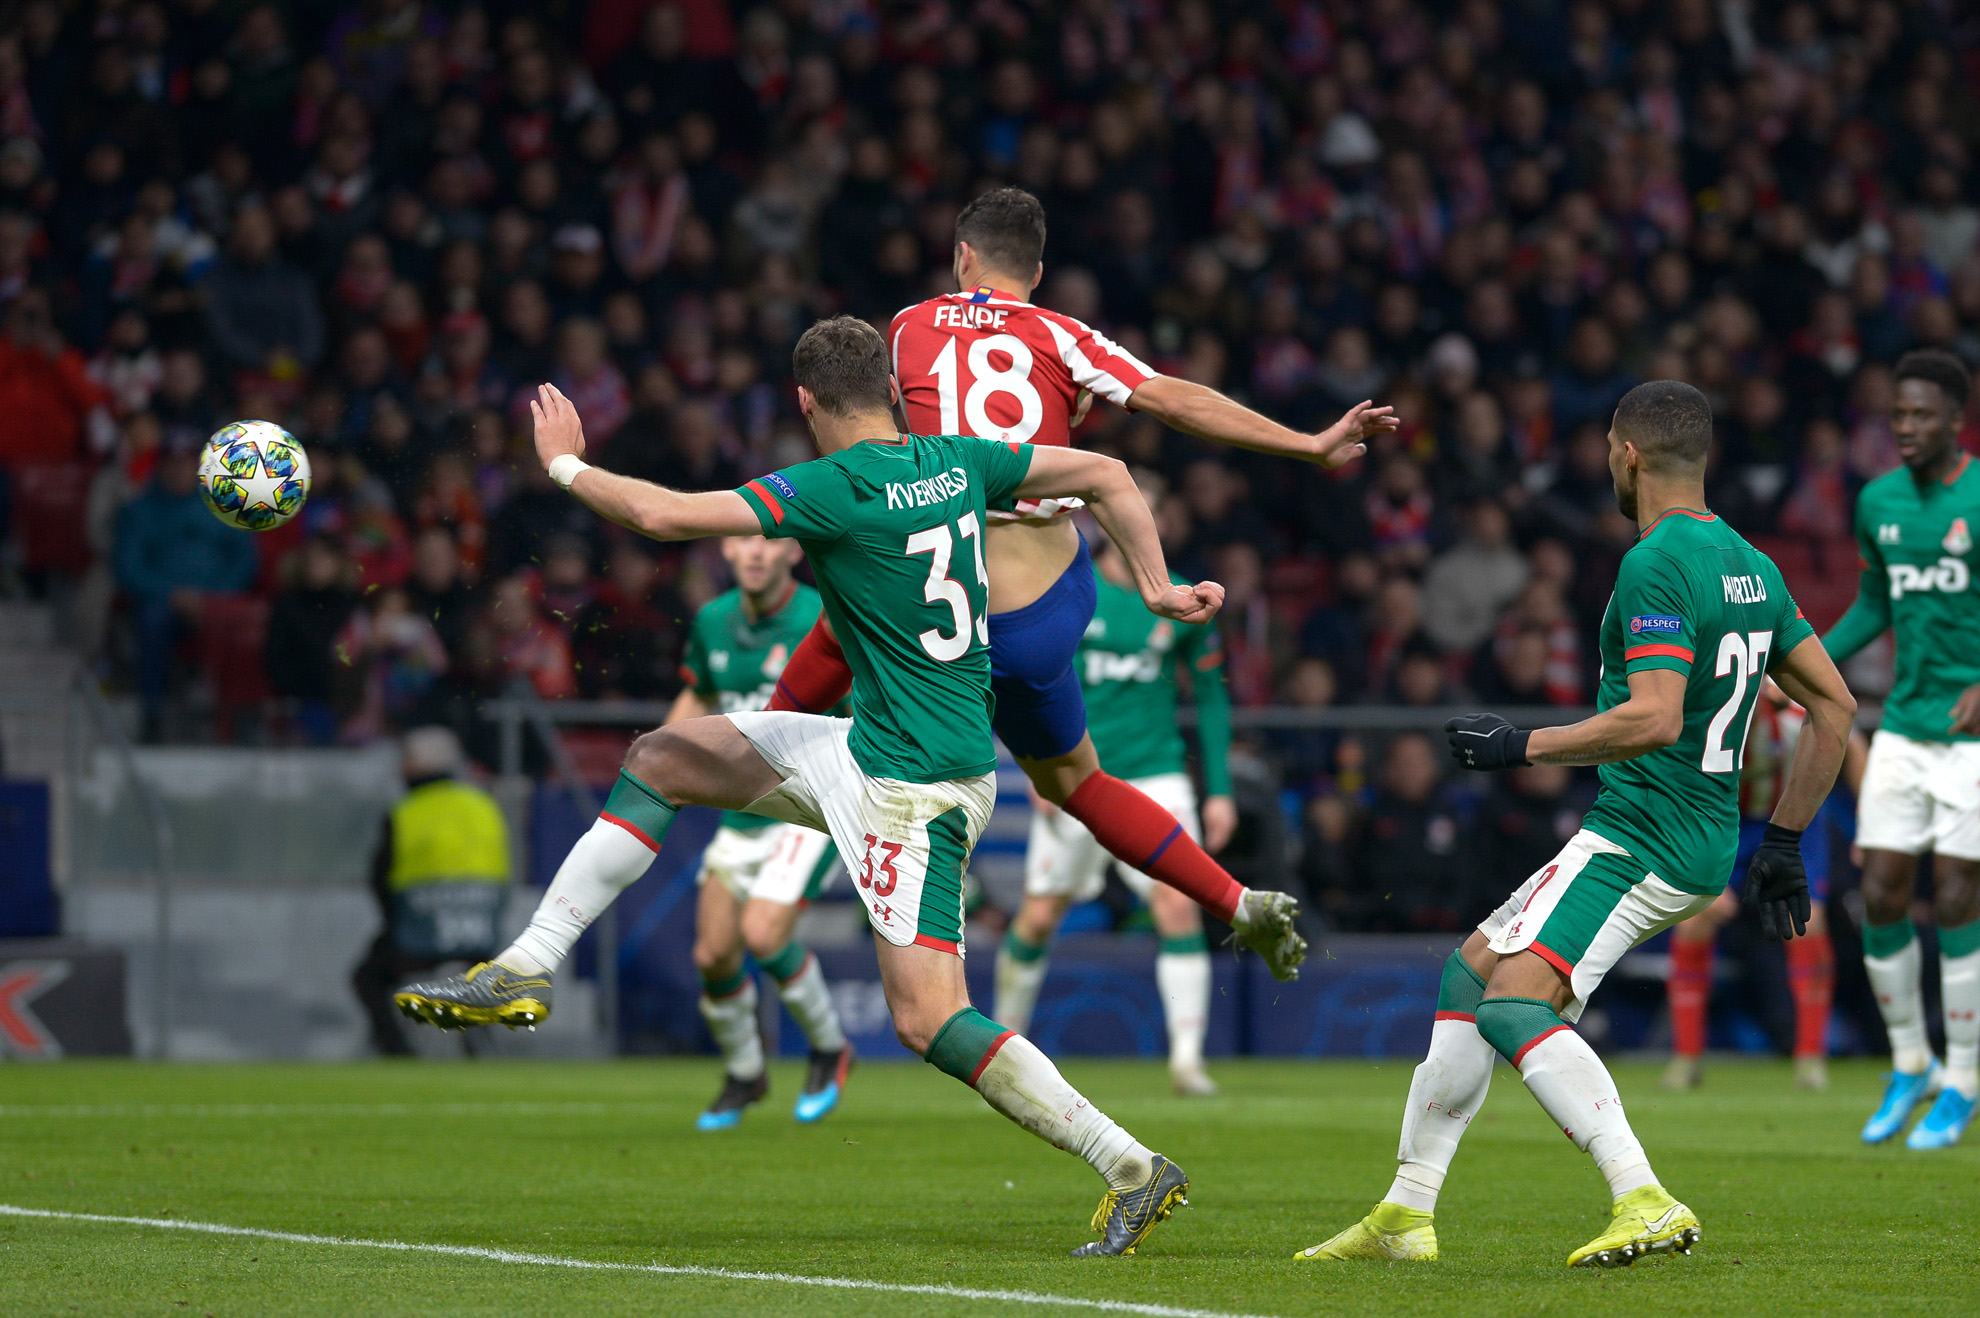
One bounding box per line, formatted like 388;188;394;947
694;821;838;907
1855;729;1980;860
725;711;995;954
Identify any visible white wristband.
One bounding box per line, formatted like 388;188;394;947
547;454;590;490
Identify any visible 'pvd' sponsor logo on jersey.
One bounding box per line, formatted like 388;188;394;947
1888;558;1971;598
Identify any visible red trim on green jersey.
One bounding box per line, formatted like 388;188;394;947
1513;1023;1571;1066
1945;453;1971;485
1434;1011;1476;1023
745;479;784;523
600;812;660;852
912;933;960;955
1638;507;1717;539
1529;941;1576;977
1625;642;1694;663
967;1029;1016;1085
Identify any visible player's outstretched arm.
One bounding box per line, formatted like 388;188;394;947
531;383;759;541
1448;670;1687;770
1126;374;1396;469
1017;445;1222;624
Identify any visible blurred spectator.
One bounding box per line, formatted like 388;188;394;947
0;288;110;468
265;535;358;744
112;437;258;740
1421;500;1529;655
1337;732;1473;933
203;204;325;377
333;585;449;743
571;540;686;700
482;572;577;699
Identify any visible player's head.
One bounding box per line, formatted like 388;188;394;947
953;186;1046;292
1892;348;1970;472
1607;379;1714;519
722;534;801;596
792;316;898;437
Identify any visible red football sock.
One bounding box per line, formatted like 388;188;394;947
1062;772;1243;922
1667;936;1714;1058
767;620;853;713
1787;930;1835;1059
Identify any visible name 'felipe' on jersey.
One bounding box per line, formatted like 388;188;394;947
1579;509;1816;896
890;288;1154;521
735;433;1034;785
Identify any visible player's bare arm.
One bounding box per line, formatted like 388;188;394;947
531;383;759;540
1765;636;1857;832
1447;670;1686;770
1017;445;1222;625
1949;681;1980;735
1126;374;1396;469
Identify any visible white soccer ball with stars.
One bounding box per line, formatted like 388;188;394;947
198;421;312;531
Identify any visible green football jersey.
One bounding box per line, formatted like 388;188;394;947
1822;453;1980;743
736;433;1035;783
1079;566;1232;795
1578;508;1816;895
681;583;827;832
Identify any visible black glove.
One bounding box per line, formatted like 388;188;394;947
1747;821;1811;940
1444;713;1531;771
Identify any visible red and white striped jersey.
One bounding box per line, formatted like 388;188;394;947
889;286;1157;520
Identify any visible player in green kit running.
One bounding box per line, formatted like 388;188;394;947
398;318;1217;1256
1820;349;1980;1150
1297;381;1856;1269
996;530;1234;1095
670;535;853;1131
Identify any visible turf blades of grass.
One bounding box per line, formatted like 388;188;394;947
1;1058;1970;1317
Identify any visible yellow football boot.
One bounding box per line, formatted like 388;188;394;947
394;961;552;1030
1293;1202;1437;1261
1566;1185;1701;1268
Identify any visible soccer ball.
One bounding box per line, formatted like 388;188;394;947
198;421;312;531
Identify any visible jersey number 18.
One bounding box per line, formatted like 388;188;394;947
929;335;1044;444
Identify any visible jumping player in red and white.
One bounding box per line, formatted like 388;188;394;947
769;187;1395;977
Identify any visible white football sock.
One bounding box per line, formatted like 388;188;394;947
1386;1017;1498;1213
1516;1028;1657;1199
974;1033;1153;1192
774;952;847;1054
1941;948;1980;1098
501;818;656;975
700;978;765;1082
994;942;1049;1038
1865;940;1931;1074
1156;951;1211;1072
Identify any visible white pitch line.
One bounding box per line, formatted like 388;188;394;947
0;1101;673;1119
0;1204;1290;1318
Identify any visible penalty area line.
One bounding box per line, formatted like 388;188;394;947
0;1203;1289;1318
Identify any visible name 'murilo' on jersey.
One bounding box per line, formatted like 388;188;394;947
1582;508;1815;895
736;432;1035;785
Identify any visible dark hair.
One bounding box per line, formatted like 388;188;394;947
1613;379;1714;470
791;316;893;416
954;186;1047;277
1895;348;1971;411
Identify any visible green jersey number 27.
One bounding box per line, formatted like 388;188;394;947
907;511;989;661
1703;628;1774;774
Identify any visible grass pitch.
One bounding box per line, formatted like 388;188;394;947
0;1057;1969;1317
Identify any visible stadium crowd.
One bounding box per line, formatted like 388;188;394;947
1;0;1977;931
